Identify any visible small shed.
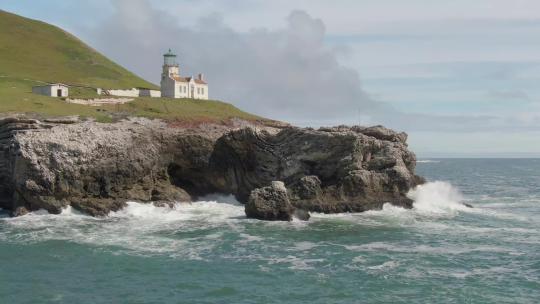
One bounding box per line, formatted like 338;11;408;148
32;83;69;97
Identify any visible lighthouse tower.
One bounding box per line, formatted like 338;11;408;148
161;49;179;82
160;49;181;98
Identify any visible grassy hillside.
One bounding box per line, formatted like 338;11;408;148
0;9;157;89
0;76;262;122
0;84;262;123
0;10;266;123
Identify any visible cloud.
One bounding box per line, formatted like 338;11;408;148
487;90;531;101
90;1;382;124
86;0;540;134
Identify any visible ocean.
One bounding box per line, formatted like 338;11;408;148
1;159;539;303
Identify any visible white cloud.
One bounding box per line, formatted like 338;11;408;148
78;0;540;155
154;0;540;34
4;0;540;154
91;1;383;124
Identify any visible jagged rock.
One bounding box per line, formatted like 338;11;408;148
0;116;424;219
150;182;191;203
291;176;322;200
292;208;311;221
11;206;29;217
352;125;408;144
245;181;295;221
211;126;423;214
71;198;126;217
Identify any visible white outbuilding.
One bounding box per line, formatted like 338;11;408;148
32;83;69;97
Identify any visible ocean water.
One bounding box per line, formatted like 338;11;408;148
1;159;539;304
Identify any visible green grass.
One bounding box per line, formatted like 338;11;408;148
68;87;101;99
123;98;262;121
0;10;157;89
0;10;267;124
0;76;263;122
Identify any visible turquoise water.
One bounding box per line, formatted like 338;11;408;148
1;159;539;303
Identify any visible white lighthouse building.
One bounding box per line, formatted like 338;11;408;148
160;49;208;100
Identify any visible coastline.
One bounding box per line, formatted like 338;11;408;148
0;116;423;220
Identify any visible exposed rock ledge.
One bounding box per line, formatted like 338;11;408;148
0;117;424;220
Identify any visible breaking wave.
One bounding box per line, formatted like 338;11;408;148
0;196;247;257
311;181;469;226
408;181;467;214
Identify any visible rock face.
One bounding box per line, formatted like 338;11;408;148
0;117;424;219
245;181;295;221
211;125;424;219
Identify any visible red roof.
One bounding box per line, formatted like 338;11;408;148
172;76;190;83
172;76;207;85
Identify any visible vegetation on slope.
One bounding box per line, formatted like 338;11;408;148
0;10;267;123
0;76;262;122
0;10;156;89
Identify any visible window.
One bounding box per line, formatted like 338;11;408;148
197;88;200;94
201;88;204;94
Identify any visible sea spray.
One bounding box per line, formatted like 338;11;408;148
408;181;467;214
310;181;468;225
1;160;538;303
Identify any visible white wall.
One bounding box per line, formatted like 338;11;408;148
160;66;209;100
174;83;190;98
32;84;68;97
193;84;209;100
51;84;68;97
163;65;179;77
105;88;161;97
139;89;161;97
107;88;141;97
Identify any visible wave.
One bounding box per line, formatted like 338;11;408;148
407;181;468;214
1;189;537;275
2;182;536;257
311;181;468;226
109;196;245;223
416;160;440;163
0;182;477;239
0;196;247;257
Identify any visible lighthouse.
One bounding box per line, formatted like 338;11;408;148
160;49;208;99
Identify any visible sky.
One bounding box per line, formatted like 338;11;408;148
2;0;540;157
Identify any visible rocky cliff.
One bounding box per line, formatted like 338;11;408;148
0;117;424;220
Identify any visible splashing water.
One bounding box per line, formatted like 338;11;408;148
408;181;467;214
1;160;539;303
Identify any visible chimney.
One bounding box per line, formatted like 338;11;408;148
198;73;204;81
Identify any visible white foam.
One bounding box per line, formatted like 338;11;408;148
291;241;318;251
309;181;468;227
344;241;517;255
266;255;325;270
408;181;467;215
111;196;245;222
417;160;441;163
351;256;367;263
2;186;537;267
0;196;247;258
367;260;399;271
